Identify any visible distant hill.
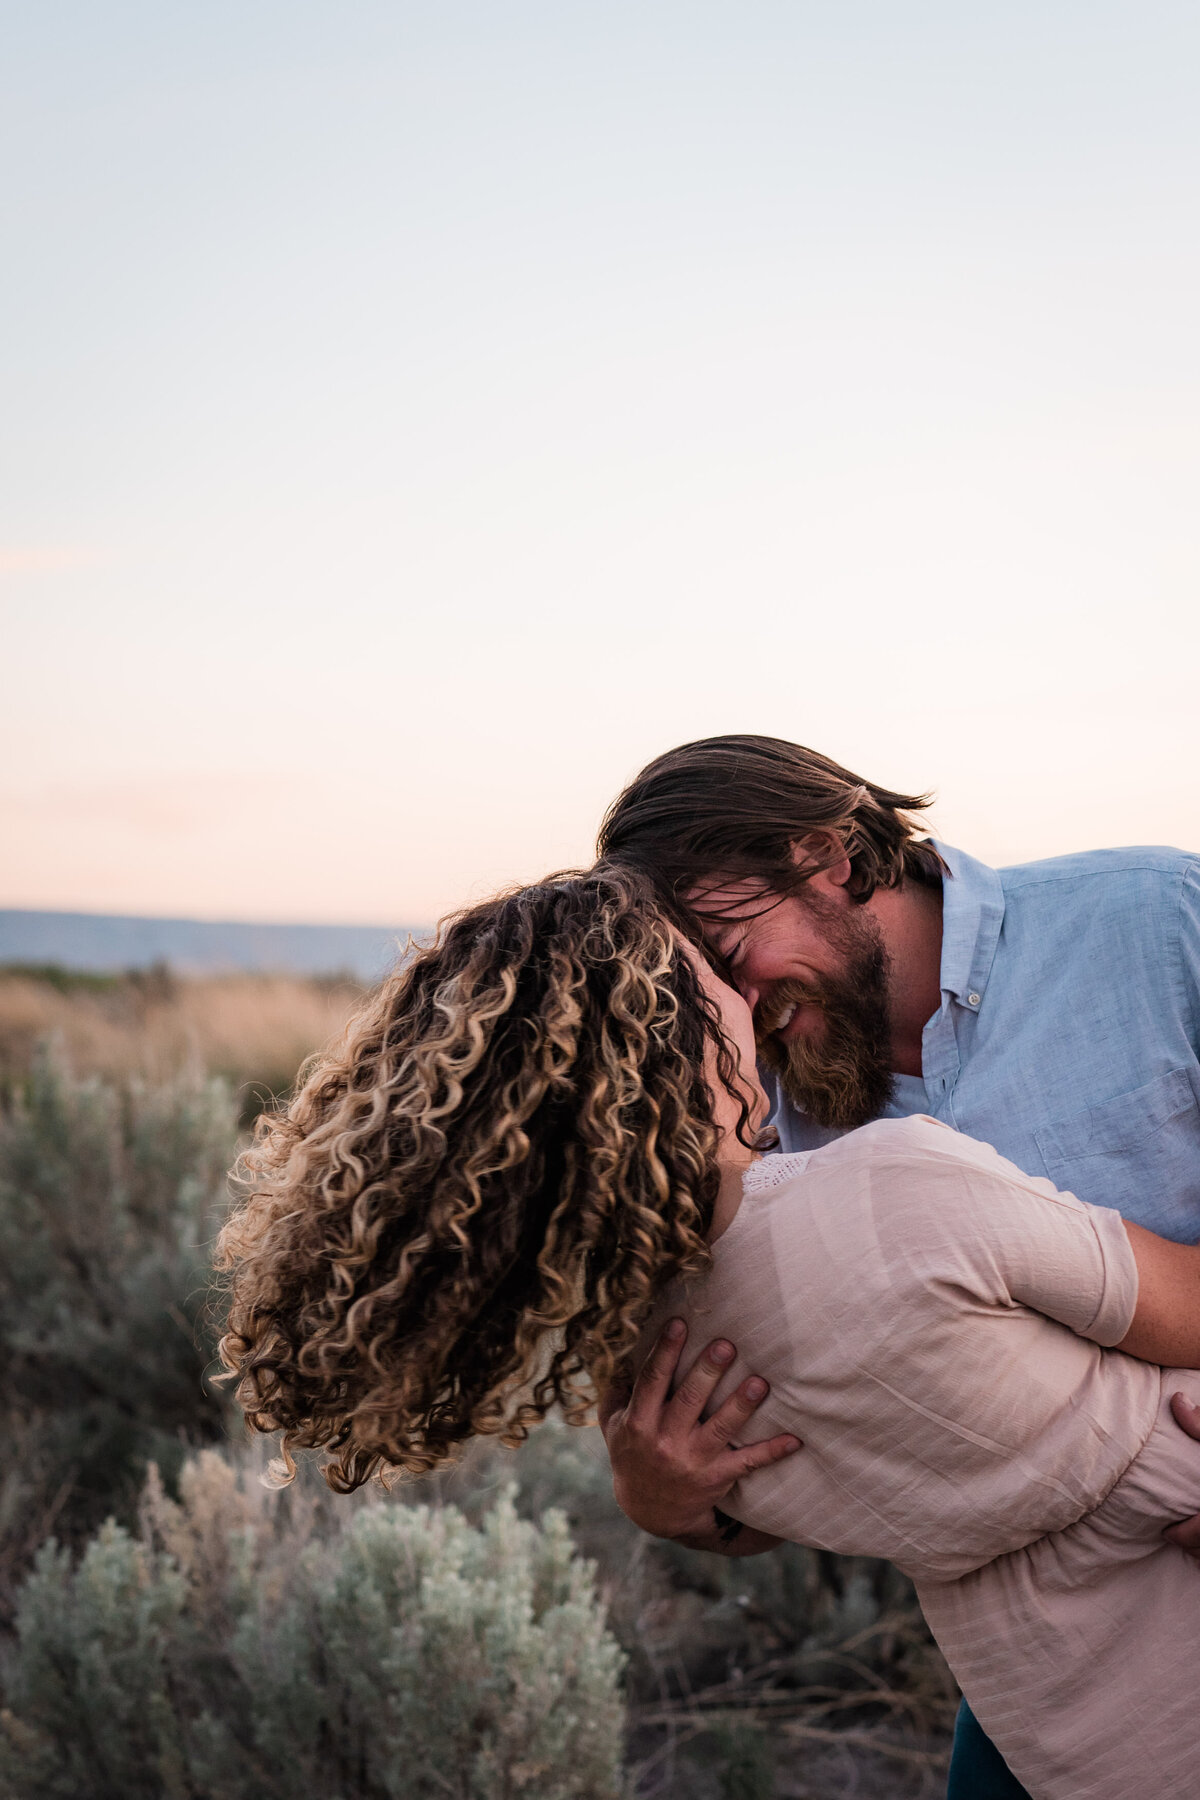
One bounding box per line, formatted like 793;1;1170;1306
0;909;426;985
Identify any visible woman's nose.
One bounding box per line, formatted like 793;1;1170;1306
737;977;761;1014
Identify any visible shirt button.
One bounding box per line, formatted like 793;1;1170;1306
967;992;981;1007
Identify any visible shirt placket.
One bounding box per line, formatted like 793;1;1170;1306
920;1003;961;1121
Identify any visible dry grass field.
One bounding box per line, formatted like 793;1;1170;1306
0;965;364;1119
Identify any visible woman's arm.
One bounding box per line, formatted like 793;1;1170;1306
1115;1223;1200;1367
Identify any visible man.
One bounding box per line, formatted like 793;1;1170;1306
595;733;1200;1800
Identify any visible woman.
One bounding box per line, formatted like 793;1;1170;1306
219;867;1200;1800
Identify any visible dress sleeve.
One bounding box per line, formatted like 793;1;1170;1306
1005;1194;1140;1345
864;1117;1140;1348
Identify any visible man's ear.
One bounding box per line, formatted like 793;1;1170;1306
789;832;853;890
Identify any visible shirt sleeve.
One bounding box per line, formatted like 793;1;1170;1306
1178;859;1200;1061
863;1117;1140;1348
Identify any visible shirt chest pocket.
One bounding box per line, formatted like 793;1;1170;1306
1033;1067;1200;1241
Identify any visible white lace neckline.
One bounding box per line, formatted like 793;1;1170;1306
739;1151;811;1198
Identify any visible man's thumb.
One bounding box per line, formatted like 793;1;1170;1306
597;1384;630;1432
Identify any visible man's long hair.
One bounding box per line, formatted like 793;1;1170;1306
217;867;748;1491
598;735;944;924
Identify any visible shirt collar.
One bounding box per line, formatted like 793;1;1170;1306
931;840;1005;1007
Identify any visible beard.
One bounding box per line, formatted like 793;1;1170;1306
755;898;895;1132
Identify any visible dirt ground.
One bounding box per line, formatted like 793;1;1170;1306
629;1722;951;1799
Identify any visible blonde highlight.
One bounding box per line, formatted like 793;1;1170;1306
217;868;734;1490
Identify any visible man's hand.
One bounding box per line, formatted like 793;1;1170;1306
599;1318;801;1555
1163;1390;1200;1556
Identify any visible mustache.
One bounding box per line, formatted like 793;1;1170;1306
753;937;894;1131
754;977;832;1037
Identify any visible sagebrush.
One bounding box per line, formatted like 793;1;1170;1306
0;1056;236;1608
0;1453;625;1800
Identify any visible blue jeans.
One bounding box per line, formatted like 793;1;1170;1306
946;1701;1031;1800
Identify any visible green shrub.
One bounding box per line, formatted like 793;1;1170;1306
0;1524;190;1800
0;1452;626;1800
0;1057;236;1608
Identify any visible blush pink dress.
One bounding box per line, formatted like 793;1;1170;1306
653;1115;1200;1800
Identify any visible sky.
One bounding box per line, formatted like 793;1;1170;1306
3;0;1198;926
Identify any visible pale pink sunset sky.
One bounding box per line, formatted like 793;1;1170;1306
3;2;1198;927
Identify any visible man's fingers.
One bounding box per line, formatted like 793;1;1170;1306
736;1432;803;1474
667;1337;738;1426
1162;1395;1200;1556
596;1381;629;1435
1169;1390;1200;1441
704;1433;804;1492
1163;1513;1200;1554
625;1319;688;1424
701;1374;774;1447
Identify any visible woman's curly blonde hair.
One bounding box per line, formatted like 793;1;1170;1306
217;865;748;1491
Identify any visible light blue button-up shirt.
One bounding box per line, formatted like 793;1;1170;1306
770;842;1200;1243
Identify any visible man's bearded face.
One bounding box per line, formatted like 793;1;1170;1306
739;889;894;1132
